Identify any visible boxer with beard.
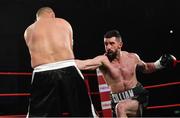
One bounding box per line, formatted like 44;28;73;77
75;30;176;117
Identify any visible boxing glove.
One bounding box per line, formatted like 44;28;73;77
154;54;176;69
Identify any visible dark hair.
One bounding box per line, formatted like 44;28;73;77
104;30;122;42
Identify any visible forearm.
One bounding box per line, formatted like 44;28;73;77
143;62;157;73
75;59;102;70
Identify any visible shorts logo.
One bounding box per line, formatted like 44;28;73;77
111;89;134;103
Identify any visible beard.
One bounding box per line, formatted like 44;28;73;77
105;50;117;62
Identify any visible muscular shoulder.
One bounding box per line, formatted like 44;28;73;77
127;52;146;69
24;24;34;41
56;18;72;33
124;51;140;62
25;24;32;33
25;23;35;32
56;18;71;27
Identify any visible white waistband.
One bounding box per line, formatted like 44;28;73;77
33;60;76;72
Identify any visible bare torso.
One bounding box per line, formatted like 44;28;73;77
100;51;139;93
25;18;74;68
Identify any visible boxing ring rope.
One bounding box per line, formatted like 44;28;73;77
0;93;30;97
0;72;32;76
1;71;179;89
144;81;180;89
0;72;179;92
175;60;180;63
147;104;180;109
0;71;179;112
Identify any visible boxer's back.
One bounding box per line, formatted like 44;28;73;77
25;18;74;68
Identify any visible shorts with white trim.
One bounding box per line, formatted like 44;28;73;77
27;60;93;117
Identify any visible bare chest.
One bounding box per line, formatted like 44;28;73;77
114;61;136;79
103;58;137;81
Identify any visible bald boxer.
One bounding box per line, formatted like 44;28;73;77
24;7;95;117
76;30;176;117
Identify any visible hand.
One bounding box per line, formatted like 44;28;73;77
160;54;176;68
154;54;176;69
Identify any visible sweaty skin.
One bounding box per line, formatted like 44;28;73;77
24;17;74;68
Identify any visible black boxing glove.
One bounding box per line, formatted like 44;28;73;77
154;54;176;69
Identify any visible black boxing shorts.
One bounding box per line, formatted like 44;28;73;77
111;82;149;117
27;60;93;117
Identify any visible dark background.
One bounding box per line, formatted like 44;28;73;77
0;0;179;117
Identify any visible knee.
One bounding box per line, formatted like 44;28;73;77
115;102;126;114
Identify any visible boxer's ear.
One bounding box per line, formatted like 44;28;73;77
118;42;123;49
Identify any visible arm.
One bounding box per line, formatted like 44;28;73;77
75;59;101;70
136;54;176;73
75;55;110;70
135;54;157;73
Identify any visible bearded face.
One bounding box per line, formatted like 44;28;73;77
105;50;118;62
104;37;122;62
